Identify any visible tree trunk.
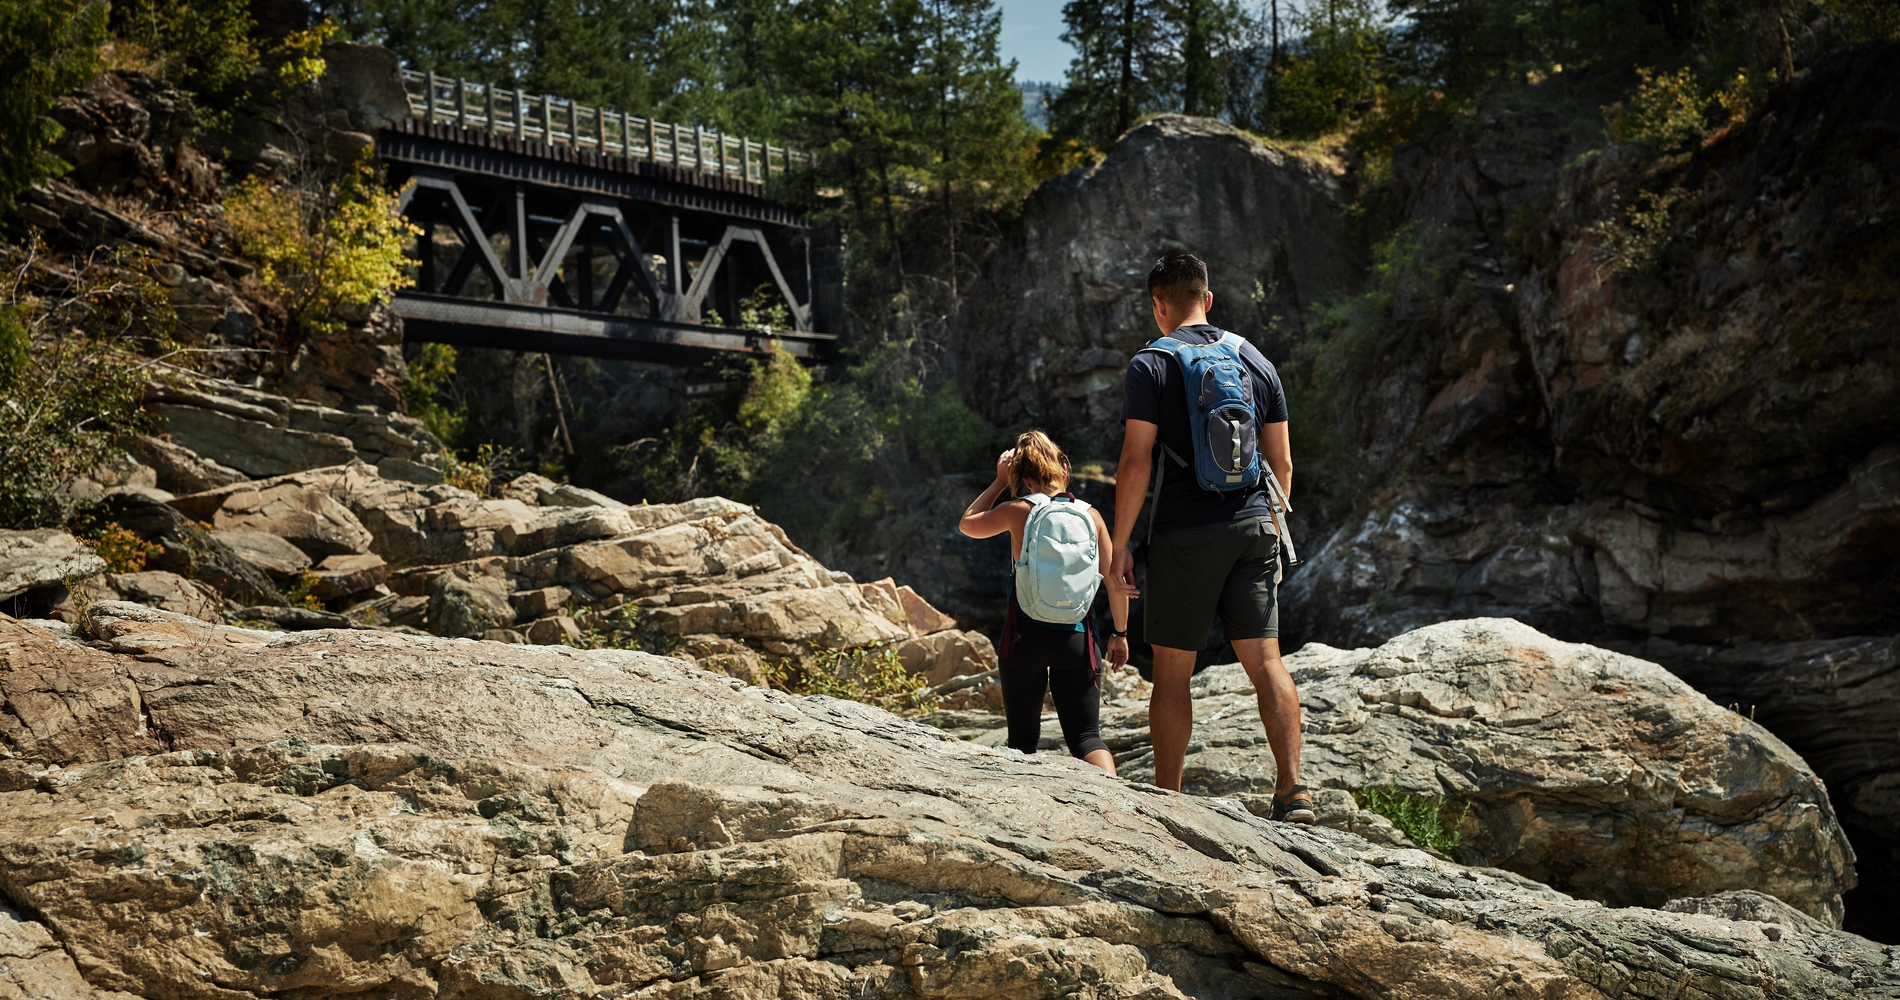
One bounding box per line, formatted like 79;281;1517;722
1117;0;1137;135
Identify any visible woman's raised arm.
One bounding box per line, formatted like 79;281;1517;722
958;449;1017;539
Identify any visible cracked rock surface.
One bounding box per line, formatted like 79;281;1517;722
1;604;1893;999
1096;619;1855;925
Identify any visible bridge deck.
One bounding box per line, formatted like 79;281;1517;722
379;120;803;229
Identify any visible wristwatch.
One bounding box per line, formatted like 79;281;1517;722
1109;626;1128;637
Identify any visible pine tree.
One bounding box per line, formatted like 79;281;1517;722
916;0;1033;298
1047;0;1175;149
1171;0;1242;117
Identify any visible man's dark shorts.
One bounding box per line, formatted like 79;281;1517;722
1144;515;1279;651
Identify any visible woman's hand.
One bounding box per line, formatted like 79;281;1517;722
994;448;1014;484
1106;634;1129;669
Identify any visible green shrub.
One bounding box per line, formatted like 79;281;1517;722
1356;783;1468;854
625;342;999;550
1284;220;1452;510
111;0;257;112
0;237;180;529
107;3;334;126
438;442;513;497
560;603;681;656
284;568;323;609
404;341;467;445
0;0;107;210
1588;187;1679;276
767;641;936;716
1605;67;1707;147
736;347;811;434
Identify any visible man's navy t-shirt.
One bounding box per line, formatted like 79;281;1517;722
1121;324;1289;533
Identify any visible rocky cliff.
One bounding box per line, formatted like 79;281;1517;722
2;602;1893;1000
1273;45;1900;936
1282;47;1900;651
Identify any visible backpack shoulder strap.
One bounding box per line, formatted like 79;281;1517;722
1137;336;1183;359
1022;493;1050;507
1216;330;1246;352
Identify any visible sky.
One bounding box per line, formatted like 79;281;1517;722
996;0;1072;84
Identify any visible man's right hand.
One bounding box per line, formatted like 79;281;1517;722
1108;547;1139;598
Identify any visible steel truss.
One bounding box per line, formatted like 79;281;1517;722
385;156;833;363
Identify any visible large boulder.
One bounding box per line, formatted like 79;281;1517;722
1098;618;1856;925
201;481;376;559
125;433;248;494
212;528;312;582
145;375;446;481
310;552;388;603
149;400;360;478
104;571;220;622
897;629;1000;687
0;603;1890;1000
0;531;105;601
427;571;514;638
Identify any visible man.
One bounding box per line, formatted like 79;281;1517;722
1108;251;1312;823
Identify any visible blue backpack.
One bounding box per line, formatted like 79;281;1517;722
1138;330;1263;491
1138;328;1300;571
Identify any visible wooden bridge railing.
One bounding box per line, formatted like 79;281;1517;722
400;69;812;185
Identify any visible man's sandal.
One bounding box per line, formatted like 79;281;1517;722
1270;785;1316;825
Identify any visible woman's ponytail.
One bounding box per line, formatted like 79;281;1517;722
1007;429;1070;495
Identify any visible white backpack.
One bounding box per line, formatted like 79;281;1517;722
1014;494;1101;624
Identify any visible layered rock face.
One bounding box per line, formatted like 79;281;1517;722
138;372;447;486
950;115;1361;458
1089;618;1855;924
2;603;1894;999
1277;47;1900;657
7;46;423;409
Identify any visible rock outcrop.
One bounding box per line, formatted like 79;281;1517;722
950;115;1361;457
1;603;1894;1000
1088;618;1855;925
144;372;446;485
1244;46;1900;936
1273;45;1900;656
19;447;998;686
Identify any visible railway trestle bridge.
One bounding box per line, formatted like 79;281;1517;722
381;70;839;363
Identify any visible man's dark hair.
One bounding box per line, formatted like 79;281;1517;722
1147;252;1208;309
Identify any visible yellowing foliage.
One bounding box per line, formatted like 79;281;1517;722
224;160;419;345
273;20;336;90
83;522;163;573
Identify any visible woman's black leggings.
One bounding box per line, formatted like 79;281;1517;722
1001;626;1109;760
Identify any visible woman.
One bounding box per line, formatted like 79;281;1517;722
959;430;1128;773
